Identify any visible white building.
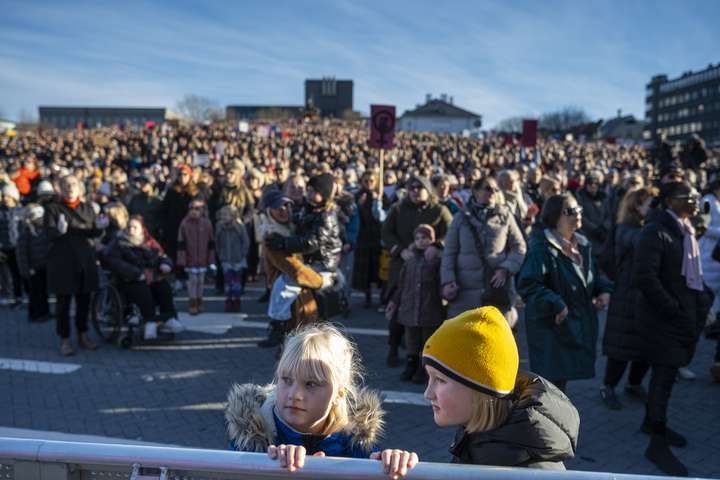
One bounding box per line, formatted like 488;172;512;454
398;95;482;133
0;119;16;133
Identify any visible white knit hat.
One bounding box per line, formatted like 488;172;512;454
37;180;55;196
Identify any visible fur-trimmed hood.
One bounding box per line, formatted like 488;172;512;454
225;383;384;454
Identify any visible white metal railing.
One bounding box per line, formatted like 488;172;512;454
0;437;704;480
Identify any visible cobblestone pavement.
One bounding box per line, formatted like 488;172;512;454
1;286;719;478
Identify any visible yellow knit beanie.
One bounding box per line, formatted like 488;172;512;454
422;306;519;398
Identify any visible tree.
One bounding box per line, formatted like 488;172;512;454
494;116;524;133
539;106;591;133
176;94;224;124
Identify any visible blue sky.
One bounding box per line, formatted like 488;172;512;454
1;0;719;127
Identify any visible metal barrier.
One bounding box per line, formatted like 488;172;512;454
0;437;701;480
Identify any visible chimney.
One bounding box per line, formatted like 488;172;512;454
440;93;448;102
617;109;622;118
425;93;432;103
449;96;454;104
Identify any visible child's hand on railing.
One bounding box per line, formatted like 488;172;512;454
267;444;325;472
370;449;419;479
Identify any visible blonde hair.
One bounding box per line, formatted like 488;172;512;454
275;324;362;436
105;202;129;230
465;390;513;433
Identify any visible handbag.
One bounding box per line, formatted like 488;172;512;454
462;211;512;310
313;289;343;321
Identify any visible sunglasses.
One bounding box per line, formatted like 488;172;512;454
671;195;698;202
408;184;423;191
562;206;583;216
484;185;499;194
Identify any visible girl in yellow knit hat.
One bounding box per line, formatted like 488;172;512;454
422;306;580;470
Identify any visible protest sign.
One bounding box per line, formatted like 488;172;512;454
522;119;538;147
369;105;395;150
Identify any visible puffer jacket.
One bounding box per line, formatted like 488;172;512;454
441;201;526;318
450;372;579;469
225;383;384;458
101;233;172;284
15;222;52;277
392;247;444;327
284;201;342;271
215;221;250;265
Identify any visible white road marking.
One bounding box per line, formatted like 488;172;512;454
0;358;81;375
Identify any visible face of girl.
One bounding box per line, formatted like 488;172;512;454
414;233;432;250
128;219;143;238
269;203;290;224
276;370;340;434
423;365;474;428
189;202;204;218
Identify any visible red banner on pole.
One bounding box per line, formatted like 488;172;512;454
369;105;396;150
522;119;538;148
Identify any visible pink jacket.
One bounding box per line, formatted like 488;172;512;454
176;215;215;268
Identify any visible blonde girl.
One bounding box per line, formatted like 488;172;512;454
225;324;418;478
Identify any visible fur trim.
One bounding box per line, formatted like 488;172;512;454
225;383;276;452
346;387;385;451
225;383;385;453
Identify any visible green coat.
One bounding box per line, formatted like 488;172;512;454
516;229;613;381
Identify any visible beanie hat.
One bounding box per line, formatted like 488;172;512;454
37;180;54;196
308;173;336;201
414;223;436;242
423;306;519;398
2;183;20;201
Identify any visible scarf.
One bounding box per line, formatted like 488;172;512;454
551;230;584;268
666;209;704;291
63;198;81;209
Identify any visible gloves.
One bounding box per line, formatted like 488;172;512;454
159;264;172;274
265;234;286;251
57;214;68;235
95;214;110;229
442;282;459;301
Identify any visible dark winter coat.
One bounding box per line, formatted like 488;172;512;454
602;223;645;361
43;200;101;295
160;186;197;256
382;197;453;292
352;188;382;290
101;233;171;284
450;373;578;470
225;383;383;457
15;222;52;278
284;201;342;271
575;188;611;257
516;230;613;380
632;209;713;367
392;247;444;327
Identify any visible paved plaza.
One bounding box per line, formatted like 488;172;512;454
1;286;719;478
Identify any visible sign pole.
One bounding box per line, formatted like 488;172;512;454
378;149;385;201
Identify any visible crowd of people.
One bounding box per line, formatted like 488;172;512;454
1;120;719;476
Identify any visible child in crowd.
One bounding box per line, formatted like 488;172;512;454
16;203;52;322
176;199;214;315
225;324;418;478
385;224;444;383
422;306;579;469
215;205;250;313
0;183;25;307
264;174;343;323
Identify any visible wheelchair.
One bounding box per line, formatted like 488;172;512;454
91;269;174;348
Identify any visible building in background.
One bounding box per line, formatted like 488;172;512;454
225;105;305;122
38;106;167;129
305;78;353;118
598;110;647;143
645;63;720;147
398;94;482;133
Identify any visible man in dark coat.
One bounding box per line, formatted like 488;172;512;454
44;175;105;356
381;175;452;366
632;181;713;476
576;171;611;261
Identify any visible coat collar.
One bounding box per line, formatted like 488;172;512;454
543;229;591;286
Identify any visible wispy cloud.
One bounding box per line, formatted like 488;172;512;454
1;0;718;126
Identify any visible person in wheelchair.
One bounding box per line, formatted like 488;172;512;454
101;214;185;340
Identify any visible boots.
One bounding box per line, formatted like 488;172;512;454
197;297;204;313
411;363;427;384
224;298;233;313
233;297;242;313
644;422;688;477
641;419;687;447
401;355;419;381
386;347;400;367
258;321;287;348
78;332;98;350
188;298;198;315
